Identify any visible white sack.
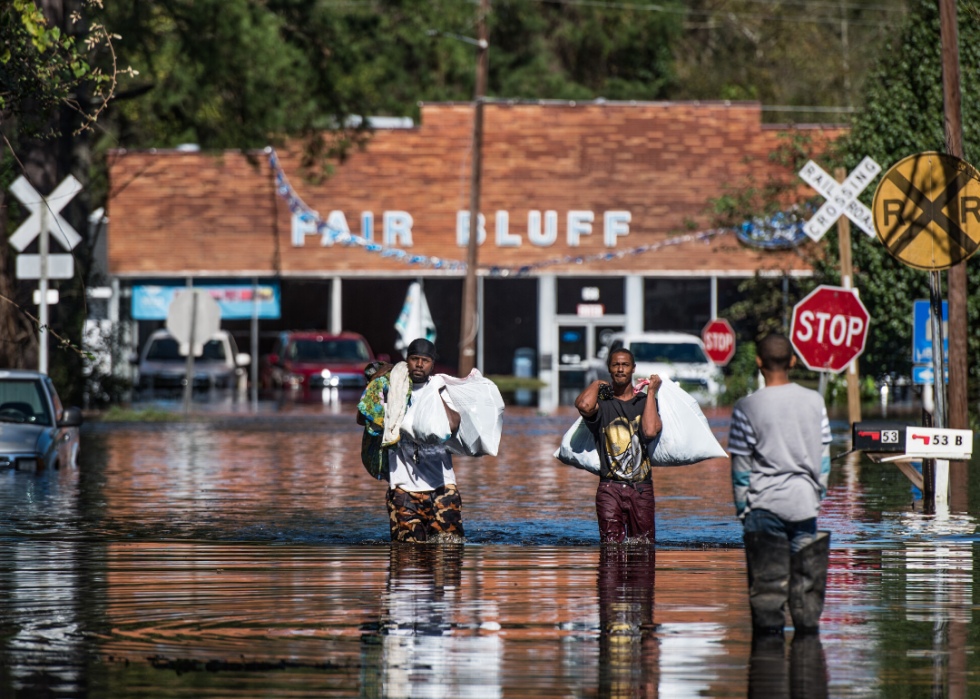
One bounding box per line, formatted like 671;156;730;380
553;417;601;474
439;370;505;457
647;377;728;466
552;378;727;470
400;377;452;445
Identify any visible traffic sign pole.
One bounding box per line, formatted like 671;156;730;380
928;271;947;429
836;167;861;425
38;203;48;375
183;285;198;415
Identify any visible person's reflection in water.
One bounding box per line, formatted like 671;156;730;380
363;544;502;699
748;633;828;699
597;545;659;699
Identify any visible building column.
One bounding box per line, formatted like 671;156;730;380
710;275;718;319
538;274;557;412
477;275;485;373
625;275;644;334
331;277;342;335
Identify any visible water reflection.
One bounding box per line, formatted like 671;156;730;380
747;634;828;699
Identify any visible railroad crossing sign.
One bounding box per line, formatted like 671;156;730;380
790;285;870;373
702;318;736;366
799;157;882;242
872;152;980;271
8;175;83;279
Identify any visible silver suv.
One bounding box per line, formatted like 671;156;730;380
133;329;251;395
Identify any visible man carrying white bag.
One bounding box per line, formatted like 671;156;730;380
357;338;504;543
558;347;727;543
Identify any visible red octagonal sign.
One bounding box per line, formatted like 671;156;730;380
790;285;870;373
702;318;736;366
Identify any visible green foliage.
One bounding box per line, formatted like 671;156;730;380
720;340;758;404
0;0;118;136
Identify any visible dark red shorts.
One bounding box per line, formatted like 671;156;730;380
595;481;656;543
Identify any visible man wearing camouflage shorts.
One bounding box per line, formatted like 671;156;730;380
358;338;464;543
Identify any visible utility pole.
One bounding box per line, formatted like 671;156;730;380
938;0;969;510
458;0;489;377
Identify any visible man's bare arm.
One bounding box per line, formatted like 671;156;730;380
440;389;462;434
640;375;663;440
575;380;606;417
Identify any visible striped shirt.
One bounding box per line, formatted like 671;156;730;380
729;383;832;522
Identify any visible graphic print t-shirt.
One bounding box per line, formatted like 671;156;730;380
584;393;654;483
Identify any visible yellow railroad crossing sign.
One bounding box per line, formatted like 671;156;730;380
872;151;980;271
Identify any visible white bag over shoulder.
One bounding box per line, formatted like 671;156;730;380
439;370;505;457
553;378;727;470
554;417;601;474
647;377;727;466
400;376;452;445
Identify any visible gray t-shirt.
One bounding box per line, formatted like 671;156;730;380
728;383;832;522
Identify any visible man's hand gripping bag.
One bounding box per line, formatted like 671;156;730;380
438;370;505;457
399;377;453;445
646;377;727;466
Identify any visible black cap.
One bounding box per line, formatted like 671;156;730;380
406;338;438;360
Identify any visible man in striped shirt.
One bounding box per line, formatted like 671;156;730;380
728;334;832;635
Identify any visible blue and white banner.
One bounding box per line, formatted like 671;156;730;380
133;284;281;320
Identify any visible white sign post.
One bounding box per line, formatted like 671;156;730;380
8;175;83;374
798;157;882;242
166;288;222;414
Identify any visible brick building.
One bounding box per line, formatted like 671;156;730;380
106;101;844;405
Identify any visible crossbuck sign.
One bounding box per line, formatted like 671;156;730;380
8;175;83;279
798;157;882;242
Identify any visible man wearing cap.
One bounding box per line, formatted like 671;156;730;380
358;338;464;543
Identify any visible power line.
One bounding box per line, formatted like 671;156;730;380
529;0;899;26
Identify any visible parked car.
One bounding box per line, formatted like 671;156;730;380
0;370;82;471
261;331;378;392
133;329;251;394
588;331;726;403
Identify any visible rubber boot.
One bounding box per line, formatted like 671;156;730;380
790;633;828;699
744;531;791;633
789;531;830;634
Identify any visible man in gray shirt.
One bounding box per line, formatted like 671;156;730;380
729;334;832;635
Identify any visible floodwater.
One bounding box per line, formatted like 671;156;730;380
1;402;979;697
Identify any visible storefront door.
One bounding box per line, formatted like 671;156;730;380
556;318;625;405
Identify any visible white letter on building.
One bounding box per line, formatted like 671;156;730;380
495;210;521;247
528;211;558;246
383;211;414;246
456;211;487;246
323;210;351;246
291;212;319;247
603;211;631;247
567;211;594;246
361;212;374;241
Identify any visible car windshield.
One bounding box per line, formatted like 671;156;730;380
145;337;226;361
0;379;52;425
630;342;709;364
288;339;370;363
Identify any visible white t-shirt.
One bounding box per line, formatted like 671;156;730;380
389;379;457;492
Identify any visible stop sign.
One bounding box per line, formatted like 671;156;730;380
702;318;736;365
790;285;870;373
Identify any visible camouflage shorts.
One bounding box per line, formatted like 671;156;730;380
386;485;465;543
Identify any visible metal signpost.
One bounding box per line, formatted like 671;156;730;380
701;318;736;366
798;157;881;424
166;289;222;414
7;175;83;374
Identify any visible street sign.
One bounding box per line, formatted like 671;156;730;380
15;254;74;280
166;289;222;357
912;365;948;385
702;318;736;366
32;289;59;305
8;175;83;280
799;157;882;241
912;299;948;364
790;285;871;373
872;152;980;271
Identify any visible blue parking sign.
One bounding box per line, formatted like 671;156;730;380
912;365;948;385
912;299;948;364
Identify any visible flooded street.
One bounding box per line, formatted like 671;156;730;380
1;404;978;697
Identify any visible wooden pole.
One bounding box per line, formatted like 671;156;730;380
458;0;489;377
938;0;969;512
835;167;861;425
